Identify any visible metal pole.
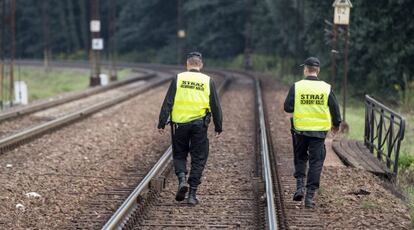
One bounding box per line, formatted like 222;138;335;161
9;0;15;106
342;25;349;122
331;24;337;89
109;0;117;81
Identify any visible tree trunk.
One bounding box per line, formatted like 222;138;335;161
58;2;70;53
78;0;89;58
67;0;80;51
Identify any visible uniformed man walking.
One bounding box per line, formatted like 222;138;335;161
283;57;341;208
158;52;222;205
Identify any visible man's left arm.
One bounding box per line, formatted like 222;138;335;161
157;78;176;129
209;79;222;134
328;90;342;128
284;85;295;113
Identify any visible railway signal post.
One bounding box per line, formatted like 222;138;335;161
333;0;352;131
109;0;117;82
89;0;102;87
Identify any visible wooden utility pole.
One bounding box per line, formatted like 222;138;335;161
89;0;101;86
0;0;4;109
342;26;349;122
109;0;117;81
332;0;352;132
331;24;338;89
9;0;15;106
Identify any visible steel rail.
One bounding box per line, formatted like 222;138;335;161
255;78;278;229
102;147;173;230
0;76;171;154
222;69;280;229
0;72;156;122
102;72;230;230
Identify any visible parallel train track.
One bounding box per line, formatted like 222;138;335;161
0;62;288;229
0;63;173;154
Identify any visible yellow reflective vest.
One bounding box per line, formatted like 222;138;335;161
293;79;332;131
171;71;211;123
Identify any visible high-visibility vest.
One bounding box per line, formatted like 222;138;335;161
171;71;211;123
293;79;332;131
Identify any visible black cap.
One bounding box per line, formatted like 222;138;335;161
300;57;320;67
187;52;202;60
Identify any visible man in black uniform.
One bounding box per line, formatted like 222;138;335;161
158;52;222;205
284;57;341;208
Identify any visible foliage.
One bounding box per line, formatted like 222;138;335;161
0;0;413;100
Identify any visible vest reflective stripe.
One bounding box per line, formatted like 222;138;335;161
293;79;332;131
172;72;210;123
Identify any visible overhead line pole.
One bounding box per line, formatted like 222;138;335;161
342;25;349;123
109;0;117;81
331;24;337;90
9;0;15;106
89;0;101;87
0;0;4;109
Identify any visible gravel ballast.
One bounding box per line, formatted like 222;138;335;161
0;82;170;228
261;74;411;229
136;75;260;229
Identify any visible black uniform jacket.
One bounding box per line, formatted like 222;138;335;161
284;76;342;139
158;69;223;133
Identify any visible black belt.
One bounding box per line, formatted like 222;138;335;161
175;118;204;126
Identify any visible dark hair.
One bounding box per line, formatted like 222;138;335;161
186;52;202;60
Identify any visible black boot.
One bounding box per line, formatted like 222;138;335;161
187;187;199;205
293;178;305;201
304;189;316;208
175;173;188;201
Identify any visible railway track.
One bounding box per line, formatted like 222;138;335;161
0;64;175;155
0;69;155;122
64;69;229;229
1;63;410;229
0;63;187;229
100;70;286;229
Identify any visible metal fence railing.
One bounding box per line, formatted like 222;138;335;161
364;95;406;177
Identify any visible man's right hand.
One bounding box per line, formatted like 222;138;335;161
158;128;165;135
215;132;221;138
331;126;339;136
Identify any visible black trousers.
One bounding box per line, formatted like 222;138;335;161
293;134;326;190
172;119;209;188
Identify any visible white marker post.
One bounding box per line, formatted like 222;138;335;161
14;81;28;105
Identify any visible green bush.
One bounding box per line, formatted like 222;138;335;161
400;153;414;170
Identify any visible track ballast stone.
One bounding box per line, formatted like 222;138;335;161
136;77;260;229
0;84;170;229
261;74;411;229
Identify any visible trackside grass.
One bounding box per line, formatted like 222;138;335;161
4;66;133;102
